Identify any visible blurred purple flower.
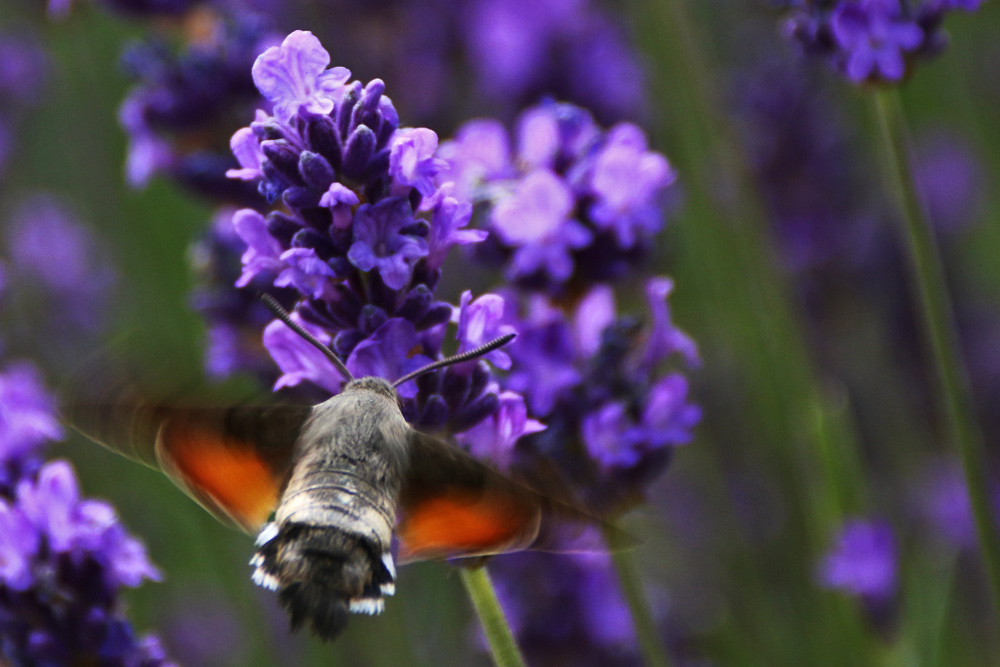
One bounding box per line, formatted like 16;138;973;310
489;548;645;666
913;131;985;234
832;0;924;82
818;518;898;603
781;0;983;83
441;101;675;292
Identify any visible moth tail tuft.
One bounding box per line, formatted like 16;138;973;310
252;523;395;642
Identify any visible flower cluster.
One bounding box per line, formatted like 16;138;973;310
781;0;983;84
438;102;698;511
439;101;677;296
220;30;518;438
119;14;279;202
107;0;645;201
0;364;171;665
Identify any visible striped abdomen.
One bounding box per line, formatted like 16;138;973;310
250;378;409;641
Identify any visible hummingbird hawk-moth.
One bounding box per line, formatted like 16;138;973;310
67;296;608;641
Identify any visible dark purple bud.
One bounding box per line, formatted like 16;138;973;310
328;256;352;278
400;221;429;238
417;303;453;330
359;305;388;334
257;121;289;141
337;82;363;138
469;361;491;398
451;392;500;433
299;152;335;191
411;259;440;290
258;162;287;203
261;140;303;185
306;114;342;171
416;368;441;396
291;229;336;258
298;206;333;234
419;395;449;431
407;188;423;213
352;81;385;133
265;212;300;246
342;126;377;180
324;283;364;326
282;186;322;210
333;329;366;359
367;270;397;313
397;285;432;322
376;118;397;151
361;148;391;183
441;369;472;409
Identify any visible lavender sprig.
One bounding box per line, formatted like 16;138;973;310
782;0;984;84
0;363;172;666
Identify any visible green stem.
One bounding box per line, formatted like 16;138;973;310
872;88;1000;623
606;532;672;667
459;566;528;667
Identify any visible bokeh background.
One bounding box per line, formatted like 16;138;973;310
1;0;999;665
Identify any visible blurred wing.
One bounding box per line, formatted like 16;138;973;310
398;431;633;563
67;400;310;533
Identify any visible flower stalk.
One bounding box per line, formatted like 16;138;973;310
605;528;672;667
872;87;1000;622
459;566;528;667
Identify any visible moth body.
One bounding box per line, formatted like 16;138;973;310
252;377;407;640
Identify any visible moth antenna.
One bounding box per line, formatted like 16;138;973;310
393;333;516;388
259;293;355;382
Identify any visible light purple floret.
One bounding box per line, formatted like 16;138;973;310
492;169;592;282
0;363;63;465
456;290;516;370
346;318;432;398
818;518;898;601
232;209;285;287
13;461;161;589
263;314;342;394
275;247;338;300
456;391;545;469
390;127;447;197
589;123;675;248
422;185;485;270
347;198;428;290
251;30;351;124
